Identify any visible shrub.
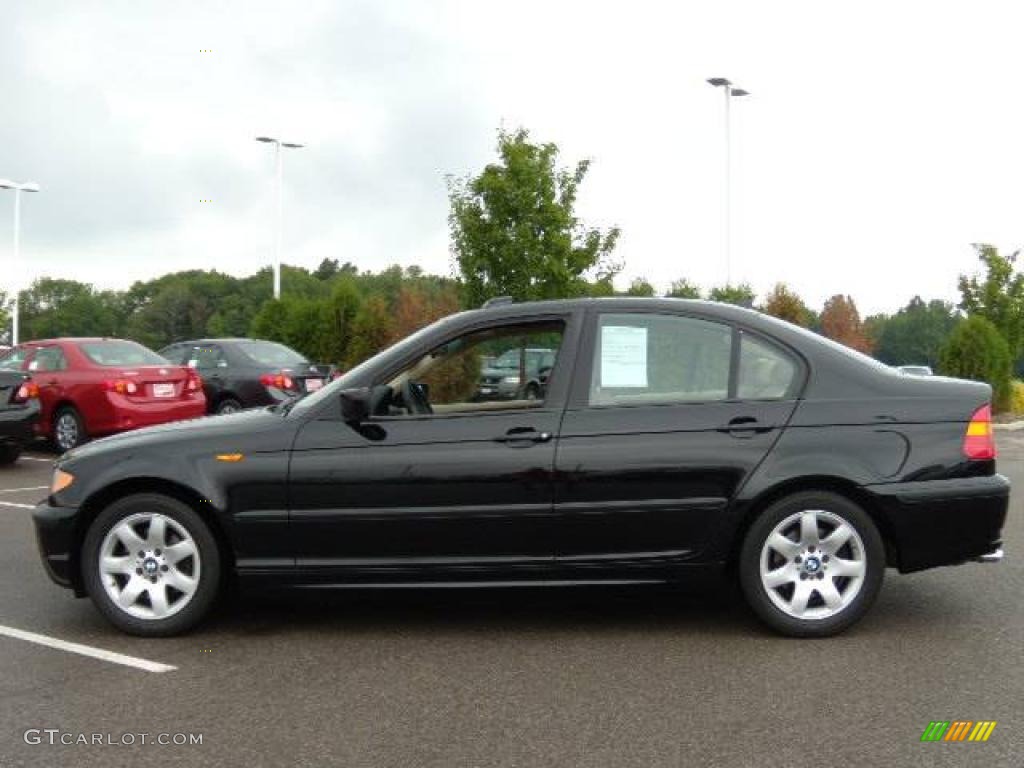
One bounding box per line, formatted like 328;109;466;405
1010;380;1024;415
938;316;1012;411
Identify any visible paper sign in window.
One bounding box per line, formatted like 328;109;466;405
601;325;648;387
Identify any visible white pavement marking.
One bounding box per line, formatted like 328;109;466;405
0;624;177;673
20;456;54;462
0;500;33;509
0;486;48;494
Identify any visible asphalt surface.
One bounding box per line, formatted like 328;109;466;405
0;441;1021;768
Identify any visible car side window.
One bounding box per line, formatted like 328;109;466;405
30;346;68;372
737;333;798;400
382;321;566;416
589;313;732;406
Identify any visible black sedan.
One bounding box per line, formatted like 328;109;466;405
34;298;1008;637
0;370;40;465
158;338;332;415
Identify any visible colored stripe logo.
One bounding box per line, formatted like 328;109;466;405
921;721;996;742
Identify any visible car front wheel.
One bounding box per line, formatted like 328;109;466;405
82;493;221;636
739;491;885;637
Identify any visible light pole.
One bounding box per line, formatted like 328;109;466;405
255;137;304;300
0;179;41;346
706;78;749;286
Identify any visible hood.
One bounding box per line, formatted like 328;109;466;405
62;407;288;463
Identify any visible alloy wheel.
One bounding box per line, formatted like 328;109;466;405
55;413;79;451
759;509;867;621
98;512;201;620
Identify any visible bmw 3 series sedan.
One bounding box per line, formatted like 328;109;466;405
33;298;1008;637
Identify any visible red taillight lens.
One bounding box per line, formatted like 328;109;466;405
103;379;138;395
963;404;996;460
186;373;203;392
13;381;39;402
260;373;294;390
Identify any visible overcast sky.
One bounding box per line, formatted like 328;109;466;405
2;0;1022;315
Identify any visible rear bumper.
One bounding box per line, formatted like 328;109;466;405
0;400;40;446
32;500;81;593
90;395;207;435
864;474;1009;573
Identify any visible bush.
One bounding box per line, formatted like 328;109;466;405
1010;380;1024;415
938;316;1012;411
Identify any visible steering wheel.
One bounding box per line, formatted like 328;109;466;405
401;378;433;415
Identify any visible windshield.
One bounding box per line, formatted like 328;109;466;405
78;341;168;367
0;347;32;371
237;340;308;367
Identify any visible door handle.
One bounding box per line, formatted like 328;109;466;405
494;427;553;445
719;416;773;436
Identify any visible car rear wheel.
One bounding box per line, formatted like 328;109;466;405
53;406;85;453
0;443;20;465
82;493;221;636
739;491;885;637
215;398;242;415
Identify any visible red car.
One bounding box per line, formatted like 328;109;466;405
0;338;206;452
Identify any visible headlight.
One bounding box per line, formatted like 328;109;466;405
51;468;75;495
501;376;520;384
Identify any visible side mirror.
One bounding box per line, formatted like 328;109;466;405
340;387;371;423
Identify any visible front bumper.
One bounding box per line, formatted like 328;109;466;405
864;474;1009;573
33;500;81;593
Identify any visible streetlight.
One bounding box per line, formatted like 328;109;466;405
706;78;749;286
255;137;304;300
0;178;41;346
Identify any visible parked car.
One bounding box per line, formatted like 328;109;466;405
159;338;333;415
34;298;1007;637
476;347;555;401
897;365;934;376
0;370;40;464
0;338;205;452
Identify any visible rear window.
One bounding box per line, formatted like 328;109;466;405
78;341;168;367
236;341;307;367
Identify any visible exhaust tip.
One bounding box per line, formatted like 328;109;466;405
972;547;1004;564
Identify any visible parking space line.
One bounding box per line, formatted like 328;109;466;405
0;500;34;509
0;486;48;494
20;456;54;463
0;624;177;673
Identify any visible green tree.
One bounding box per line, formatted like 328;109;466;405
625;277;655;297
957;243;1024;358
20;278;123;340
708;283;755;307
761;283;811;327
448;127;621;306
346;296;395;368
938;315;1012;411
870;297;960;368
665;279;701;299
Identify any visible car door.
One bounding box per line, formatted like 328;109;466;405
28;345;71;432
553;310;803;569
287;313;579;578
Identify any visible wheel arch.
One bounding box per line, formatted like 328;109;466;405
70;477;235;595
726;475;900;572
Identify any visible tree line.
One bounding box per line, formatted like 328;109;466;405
1;127;1021;410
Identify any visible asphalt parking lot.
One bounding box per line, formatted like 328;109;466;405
0;441;1021;768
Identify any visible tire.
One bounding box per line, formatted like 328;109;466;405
0;443;20;466
215;398;242;415
53;406;86;453
739;491;885;638
524;384;540;401
82;493;221;637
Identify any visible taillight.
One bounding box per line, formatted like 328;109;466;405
260;373;295;390
186;373;203;392
13;381;39;402
103;379;139;395
963;404;996;460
